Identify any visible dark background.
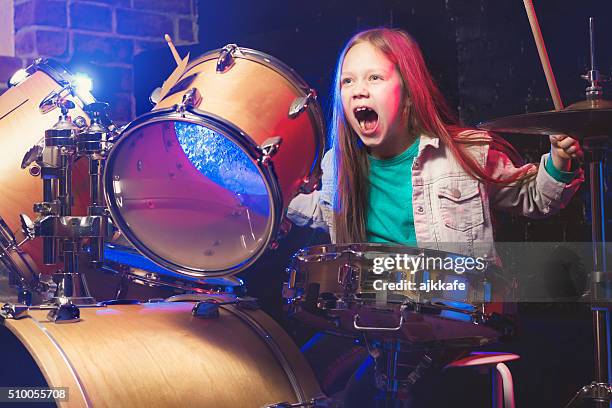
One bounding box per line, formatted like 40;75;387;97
133;1;612;406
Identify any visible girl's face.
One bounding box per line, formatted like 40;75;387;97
340;42;409;159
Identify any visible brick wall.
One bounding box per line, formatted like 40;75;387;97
1;0;198;122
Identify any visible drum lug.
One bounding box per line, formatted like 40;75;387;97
177;87;202;114
21;144;43;170
192;300;220;319
288;89;317;119
0;303;30;320
338;263;360;292
216;43;240;73
47;302;81;324
258;136;283;166
236;296;259;310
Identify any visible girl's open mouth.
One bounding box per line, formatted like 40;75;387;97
354;106;379;134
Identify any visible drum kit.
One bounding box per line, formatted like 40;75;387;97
0;22;609;407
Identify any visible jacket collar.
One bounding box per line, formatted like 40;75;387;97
418;133;440;153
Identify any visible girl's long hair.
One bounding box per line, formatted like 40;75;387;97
330;28;533;243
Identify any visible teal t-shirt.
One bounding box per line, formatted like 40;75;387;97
366;139;420;245
364;140;576;245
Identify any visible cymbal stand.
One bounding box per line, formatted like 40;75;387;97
565;17;612;408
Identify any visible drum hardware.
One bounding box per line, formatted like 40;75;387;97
354;313;404;332
1;299;93;324
102;243;247;300
216;43;240;73
39;82;76;114
337;263;360;293
192;299;220;318
259;136;283;166
102;262;245;297
7;67;29;88
191;295;261;319
265;397;332;408
0;216;56;302
80;102;113;265
478;17;611;408
46;300;80;323
288;89;318;119
178;87;202;112
316;292;342;310
21;101;115;306
21;144;43;169
360;338;436;404
0;302;30;320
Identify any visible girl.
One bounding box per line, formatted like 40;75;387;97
286;27;583;407
288;28;583;258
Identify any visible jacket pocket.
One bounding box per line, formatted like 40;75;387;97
436;180;484;232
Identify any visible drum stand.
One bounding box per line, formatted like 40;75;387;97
564;135;611;407
20;100;113;309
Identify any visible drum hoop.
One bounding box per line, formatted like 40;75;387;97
16;59;96;110
220;304;309;404
103;243;244;290
293;242;479;260
290;243;490;275
104;107;283;278
179;46;326;193
29;59;74;85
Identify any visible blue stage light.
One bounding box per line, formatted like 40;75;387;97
73;73;95;104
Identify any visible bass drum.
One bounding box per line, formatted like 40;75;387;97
0;60;94;282
104;45;325;278
0;300;323;408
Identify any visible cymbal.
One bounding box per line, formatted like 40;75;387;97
477;99;612;138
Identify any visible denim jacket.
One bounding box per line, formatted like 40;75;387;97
287;131;584;260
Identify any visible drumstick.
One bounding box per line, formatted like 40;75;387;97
523;0;564;110
165;34;182;66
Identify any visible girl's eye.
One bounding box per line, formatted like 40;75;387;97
341;78;353;85
370;74;382;81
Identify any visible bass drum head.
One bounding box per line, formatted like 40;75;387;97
105;110;280;278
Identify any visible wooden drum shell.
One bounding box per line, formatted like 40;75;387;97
0;301;322;407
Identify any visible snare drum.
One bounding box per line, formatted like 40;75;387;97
0;60;95;282
286;243;496;307
104;45;325;278
284;243;507;345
